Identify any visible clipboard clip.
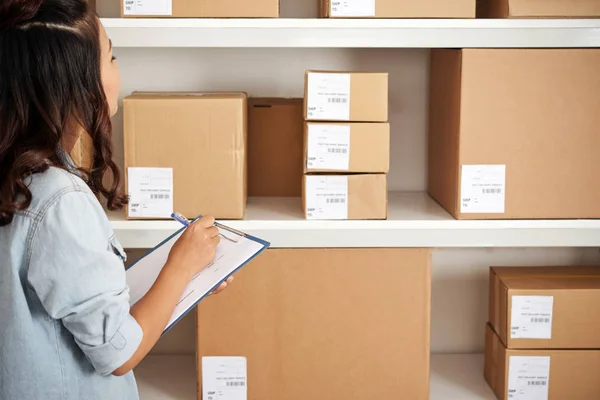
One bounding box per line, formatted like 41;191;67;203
171;212;247;244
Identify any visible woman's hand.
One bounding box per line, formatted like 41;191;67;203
166;216;220;278
210;276;234;295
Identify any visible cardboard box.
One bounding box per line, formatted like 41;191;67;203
69;132;94;170
304;71;388;123
197;248;431;400
320;0;475;18
428;49;600;220
484;323;600;400
485;0;600;17
304;122;390;173
121;0;279;18
124;92;247;219
302;174;387;220
248;98;303;197
488;266;600;350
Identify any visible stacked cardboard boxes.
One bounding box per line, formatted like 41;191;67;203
428;49;600;220
484;266;600;400
123;92;247;220
121;0;279;18
302;70;389;220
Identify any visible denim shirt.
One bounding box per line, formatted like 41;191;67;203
0;155;142;399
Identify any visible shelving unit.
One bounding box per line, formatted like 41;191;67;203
101;18;600;48
110;192;600;249
135;354;496;400
97;8;600;399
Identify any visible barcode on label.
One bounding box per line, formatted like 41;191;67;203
527;380;547;386
531;318;550;323
326;198;346;204
482;188;502;194
150;194;170;199
327;97;347;104
226;381;246;387
327;148;348;154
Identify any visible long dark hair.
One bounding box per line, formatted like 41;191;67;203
0;0;126;226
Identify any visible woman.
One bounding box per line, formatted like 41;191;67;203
0;1;230;399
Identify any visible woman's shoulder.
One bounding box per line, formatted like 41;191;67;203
25;167;96;217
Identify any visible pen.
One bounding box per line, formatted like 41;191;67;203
170;212;246;242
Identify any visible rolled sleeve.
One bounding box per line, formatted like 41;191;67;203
27;189;143;376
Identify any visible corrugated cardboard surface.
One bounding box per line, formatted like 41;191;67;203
304;122;390;173
321;0;475;17
304;71;388;123
302;174;388;220
197;248;431;400
124;92;247;219
428;49;600;220
121;0;279;17
248;98;303;197
484;323;600;400
69;132;94;171
489;266;600;350
486;0;600;17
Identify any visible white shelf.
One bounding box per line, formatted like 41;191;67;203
135;354;495;400
109;192;600;249
101;18;600;48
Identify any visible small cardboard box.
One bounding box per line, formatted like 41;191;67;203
197;248;431;400
428;49;600;220
302;174;387;220
485;0;600;17
304;71;388;123
69;132;94;171
488;266;600;350
121;0;279;18
304;122;390;173
320;0;475;18
248;98;303;197
484;323;600;400
124;92;247;220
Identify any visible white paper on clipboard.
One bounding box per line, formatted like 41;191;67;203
125;226;268;332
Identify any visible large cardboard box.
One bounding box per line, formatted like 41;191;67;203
489;266;600;350
485;0;600;17
320;0;475;18
302;174;387;220
69;132;94;170
124;92;247;220
304;71;388;123
428;49;600;220
197;248;431;400
121;0;279;18
248;98;303;197
484;323;600;400
304;122;390;173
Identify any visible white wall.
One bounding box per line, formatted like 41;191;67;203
102;0;600;355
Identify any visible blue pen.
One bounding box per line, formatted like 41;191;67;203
170;212;246;243
171;212;191;226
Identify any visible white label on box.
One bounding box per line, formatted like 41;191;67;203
306;73;351;121
330;0;376;17
123;0;172;15
202;357;247;400
128;167;173;218
460;165;506;214
507;356;550;400
307;124;351;171
510;296;554;340
305;175;348;220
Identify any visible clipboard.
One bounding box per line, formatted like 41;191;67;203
125;222;270;334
